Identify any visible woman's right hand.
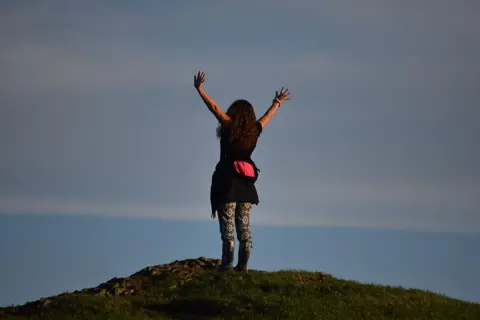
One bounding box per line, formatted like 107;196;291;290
273;87;291;104
194;71;205;89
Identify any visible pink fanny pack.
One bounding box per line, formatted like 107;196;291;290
233;161;256;178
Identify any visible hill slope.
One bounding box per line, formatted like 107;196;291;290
1;257;479;319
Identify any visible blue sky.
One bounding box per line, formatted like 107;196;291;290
1;0;479;306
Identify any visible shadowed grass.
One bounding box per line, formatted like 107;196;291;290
1;261;478;319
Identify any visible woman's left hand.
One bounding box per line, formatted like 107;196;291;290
194;71;205;89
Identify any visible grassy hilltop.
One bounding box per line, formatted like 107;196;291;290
1;257;479;319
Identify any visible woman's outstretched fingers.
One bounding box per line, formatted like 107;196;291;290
194;70;206;89
275;87;291;103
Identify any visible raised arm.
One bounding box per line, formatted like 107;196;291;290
258;87;291;130
194;71;230;125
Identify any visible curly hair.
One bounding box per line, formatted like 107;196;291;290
216;99;259;151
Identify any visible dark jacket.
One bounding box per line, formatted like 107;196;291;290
210;122;262;216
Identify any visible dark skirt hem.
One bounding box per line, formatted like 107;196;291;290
210;161;259;215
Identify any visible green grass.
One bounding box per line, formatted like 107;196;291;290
1;257;479;319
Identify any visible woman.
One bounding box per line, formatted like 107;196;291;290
194;71;291;272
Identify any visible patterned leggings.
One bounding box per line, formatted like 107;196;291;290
218;202;253;247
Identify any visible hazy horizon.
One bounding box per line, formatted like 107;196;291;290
1;214;479;307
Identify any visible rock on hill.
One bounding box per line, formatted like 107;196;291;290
1;257;479;319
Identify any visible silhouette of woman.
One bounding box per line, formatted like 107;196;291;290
194;71;291;272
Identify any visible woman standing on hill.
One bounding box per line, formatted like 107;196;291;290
194;71;291;272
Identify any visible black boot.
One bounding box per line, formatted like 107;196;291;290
216;240;234;272
234;241;251;272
